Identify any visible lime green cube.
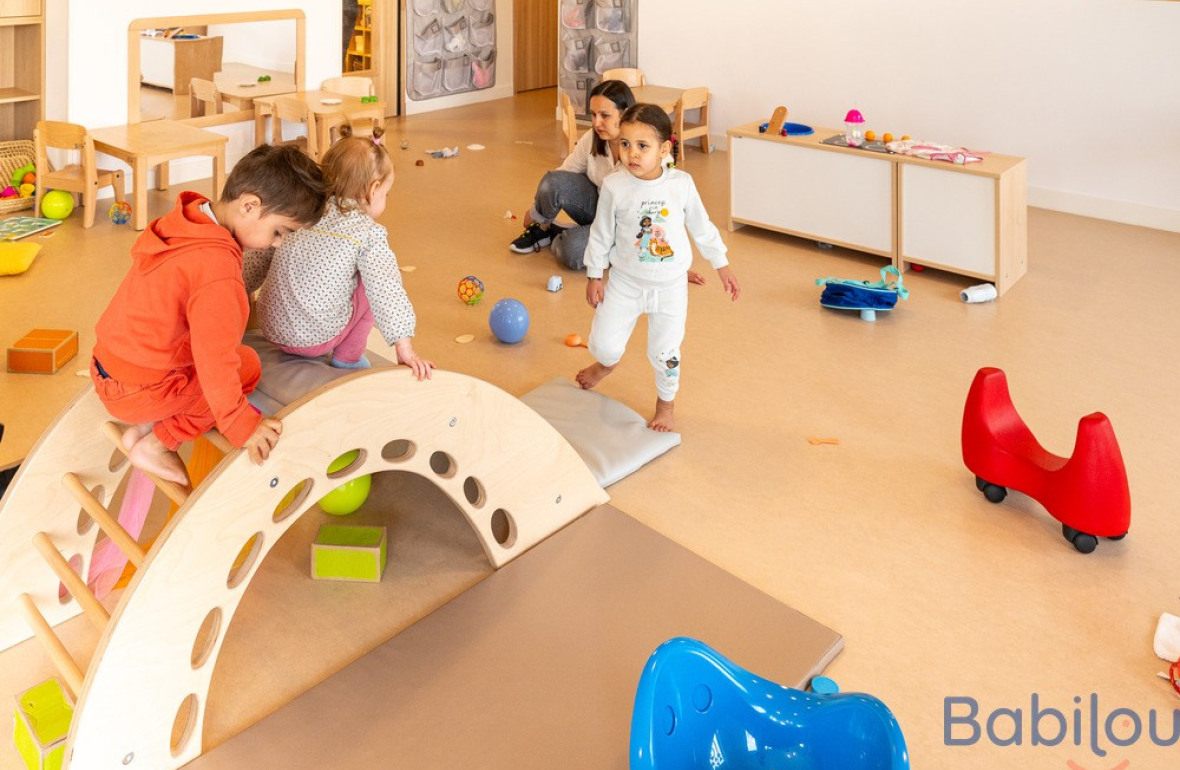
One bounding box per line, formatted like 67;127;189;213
311;524;387;582
13;678;73;770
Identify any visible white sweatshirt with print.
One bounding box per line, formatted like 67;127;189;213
584;167;728;282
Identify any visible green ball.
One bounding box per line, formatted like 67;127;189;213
318;450;372;516
41;190;75;220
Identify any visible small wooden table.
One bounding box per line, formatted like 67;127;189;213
214;65;297;112
252;90;386;151
631;84;688;113
92;121;228;231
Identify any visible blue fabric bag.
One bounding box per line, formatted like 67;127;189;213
816;265;909;311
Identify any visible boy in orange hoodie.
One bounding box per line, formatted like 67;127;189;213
91;144;326;486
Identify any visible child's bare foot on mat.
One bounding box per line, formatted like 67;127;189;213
576;362;615;390
127;431;189;486
648;399;676;432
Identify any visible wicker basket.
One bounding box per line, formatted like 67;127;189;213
0;140;37;214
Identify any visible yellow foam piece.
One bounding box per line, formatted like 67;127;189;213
0;241;41;276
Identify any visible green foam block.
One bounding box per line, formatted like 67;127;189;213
311;524;387;582
13;678;73;770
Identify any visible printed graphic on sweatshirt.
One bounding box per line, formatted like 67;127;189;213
634;201;674;262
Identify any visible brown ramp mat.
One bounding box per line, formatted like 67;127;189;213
187;505;843;769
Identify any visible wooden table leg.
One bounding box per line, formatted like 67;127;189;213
254;109;267;147
212;149;226;199
133;161;148;231
156;161;169;192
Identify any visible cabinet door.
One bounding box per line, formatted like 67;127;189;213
900;164;996;277
730;136;893;257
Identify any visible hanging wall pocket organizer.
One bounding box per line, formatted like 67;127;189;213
408;0;496;100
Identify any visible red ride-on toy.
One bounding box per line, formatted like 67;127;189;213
961;367;1131;553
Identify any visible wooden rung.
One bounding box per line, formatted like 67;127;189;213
18;594;85;698
100;421;190;507
61;472;146;568
205;430;233;454
32;532;110;632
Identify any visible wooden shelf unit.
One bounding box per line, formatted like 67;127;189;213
0;3;44;142
345;0;373;73
727;121;1028;295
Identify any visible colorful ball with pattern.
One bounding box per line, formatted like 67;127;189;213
457;275;484;305
108;201;133;225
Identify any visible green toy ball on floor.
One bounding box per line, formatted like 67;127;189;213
40;190;75;220
318;449;372;515
108;201;132;225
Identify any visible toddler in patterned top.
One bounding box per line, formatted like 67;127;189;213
245;124;433;379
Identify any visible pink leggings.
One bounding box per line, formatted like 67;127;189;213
279;279;373;364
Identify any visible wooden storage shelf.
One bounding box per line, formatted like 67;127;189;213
0;12;42;141
728;121;1028;295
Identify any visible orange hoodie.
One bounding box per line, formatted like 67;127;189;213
94;192;260;446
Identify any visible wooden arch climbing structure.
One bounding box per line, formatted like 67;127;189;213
0;368;607;768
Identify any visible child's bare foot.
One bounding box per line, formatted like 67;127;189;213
127;430;190;486
576;362;615;390
648;398;676;432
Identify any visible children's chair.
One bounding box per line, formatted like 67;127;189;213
271;96;320;162
188;78;223;118
33;121;126;229
321;76;375;99
560;91;578;157
601;67;646;87
672;87;711;166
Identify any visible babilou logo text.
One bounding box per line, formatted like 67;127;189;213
945;694;1179;757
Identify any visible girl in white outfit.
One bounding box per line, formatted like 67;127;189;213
576;104;740;431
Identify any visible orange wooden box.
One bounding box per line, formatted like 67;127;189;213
6;329;78;374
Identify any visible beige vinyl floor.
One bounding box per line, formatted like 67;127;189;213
2;88;1179;768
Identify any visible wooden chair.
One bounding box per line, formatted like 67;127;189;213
188;78;223;118
672;87;711;166
321;76;374;99
601;67;645;87
271;96;320;161
560;91;578;157
33;121;125;229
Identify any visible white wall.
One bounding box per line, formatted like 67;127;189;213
47;1;340;186
210;19;299;74
639;0;1180;232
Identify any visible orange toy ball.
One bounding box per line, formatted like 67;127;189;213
21;172;35;185
901;135;911;141
864;130;877;142
883;132;894;144
564;333;584;347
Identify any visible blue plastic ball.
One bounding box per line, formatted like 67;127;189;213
488;298;530;344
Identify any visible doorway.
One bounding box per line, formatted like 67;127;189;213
514;0;556;92
342;0;401;116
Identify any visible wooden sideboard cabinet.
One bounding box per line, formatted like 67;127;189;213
727;122;1028;295
140;34;224;95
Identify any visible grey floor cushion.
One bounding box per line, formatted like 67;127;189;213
244;330;393;413
520;377;681;487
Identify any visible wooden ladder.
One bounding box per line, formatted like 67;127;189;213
18;423;230;698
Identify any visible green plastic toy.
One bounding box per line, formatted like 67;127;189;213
317;450;372;515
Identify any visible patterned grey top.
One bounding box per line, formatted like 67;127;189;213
244;199;416;348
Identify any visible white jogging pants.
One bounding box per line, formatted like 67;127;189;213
588;271;687;401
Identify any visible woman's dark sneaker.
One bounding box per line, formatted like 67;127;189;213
509;223;553;253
